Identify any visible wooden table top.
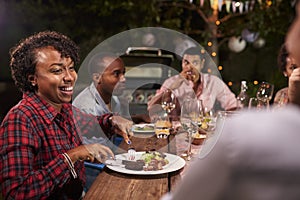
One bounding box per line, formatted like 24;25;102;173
84;134;183;200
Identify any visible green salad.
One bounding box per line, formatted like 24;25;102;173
140;151;168;164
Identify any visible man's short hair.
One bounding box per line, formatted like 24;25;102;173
88;52;119;77
183;47;206;59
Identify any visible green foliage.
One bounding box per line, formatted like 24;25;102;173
1;0;296;90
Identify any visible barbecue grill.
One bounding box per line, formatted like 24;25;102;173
120;47;180;115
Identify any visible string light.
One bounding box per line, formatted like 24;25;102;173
207;41;213;47
215;20;221;25
211;52;217;57
253;80;259;85
218;65;223;71
228;81;233;86
207;68;212;73
235;2;241;7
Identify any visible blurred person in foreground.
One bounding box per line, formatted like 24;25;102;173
72;52;150;190
161;1;300;199
0;31;133;199
274;44;296;106
286;0;300;107
148;47;238;120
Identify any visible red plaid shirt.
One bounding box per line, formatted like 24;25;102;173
0;92;112;199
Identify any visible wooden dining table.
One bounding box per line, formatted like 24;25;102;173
83;134;185;200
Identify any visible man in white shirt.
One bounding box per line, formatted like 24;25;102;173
148;47;238;119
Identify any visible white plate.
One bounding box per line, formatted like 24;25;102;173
106;152;186;175
132;124;155;134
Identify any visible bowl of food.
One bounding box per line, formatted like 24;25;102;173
132;124;155;134
154;120;172;138
192;132;207;145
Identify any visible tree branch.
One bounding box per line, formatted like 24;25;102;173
219;12;247;23
158;1;209;24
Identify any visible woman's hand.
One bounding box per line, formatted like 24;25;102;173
66;143;114;163
110;115;133;144
288;67;300;106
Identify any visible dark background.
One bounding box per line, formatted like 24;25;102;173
0;0;296;121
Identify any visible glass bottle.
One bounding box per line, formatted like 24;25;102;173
237;81;249;109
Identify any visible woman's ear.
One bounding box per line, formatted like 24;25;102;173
28;75;37;86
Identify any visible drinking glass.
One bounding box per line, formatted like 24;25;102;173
180;98;200;160
256;81;274;104
202;107;216;133
196;100;204;128
248;97;269;110
161;89;177;115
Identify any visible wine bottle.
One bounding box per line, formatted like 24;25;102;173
237;81;249;108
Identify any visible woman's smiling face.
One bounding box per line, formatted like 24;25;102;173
29;46;77;110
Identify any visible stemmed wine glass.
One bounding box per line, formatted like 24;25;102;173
161;89;176;114
180;98;200;161
256;82;274;109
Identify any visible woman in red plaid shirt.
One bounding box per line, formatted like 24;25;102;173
0;31;132;199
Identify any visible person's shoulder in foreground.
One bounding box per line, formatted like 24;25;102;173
163;105;300;200
162;1;300;199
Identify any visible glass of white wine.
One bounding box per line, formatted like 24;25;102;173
161;89;176;114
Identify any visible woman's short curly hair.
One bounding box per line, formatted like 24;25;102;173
9;30;80;93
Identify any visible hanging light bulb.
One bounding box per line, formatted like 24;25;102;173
232;1;237;13
218;0;223;11
244;1;250;12
228;36;246;53
210;0;218;10
238;2;244;13
200;0;204;7
225;0;231;12
250;0;256;11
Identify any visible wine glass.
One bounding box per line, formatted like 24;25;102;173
248;97;268;110
161;89;176;114
161;89;177;122
180;98;200;161
256;82;274;108
200;106;217;134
